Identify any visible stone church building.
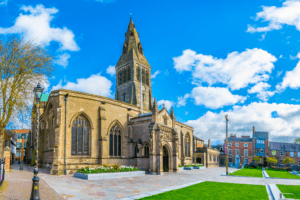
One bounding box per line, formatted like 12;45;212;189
30;18;195;175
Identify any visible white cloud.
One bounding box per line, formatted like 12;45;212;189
248;82;275;101
95;0;116;3
51;73;113;97
54;53;70;68
151;70;160;79
276;53;300;91
190;86;247;109
177;94;190;107
277;70;283;77
173;48;277;90
0;4;79;51
106;65;116;76
0;0;8;6
247;0;300;33
157;100;174;111
279;55;283;58
186;102;300;144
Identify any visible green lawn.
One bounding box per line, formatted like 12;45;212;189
277;185;300;199
139;181;269;200
229;168;263;178
266;169;300;179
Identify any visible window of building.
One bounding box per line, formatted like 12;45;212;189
209;154;212;161
290;152;294;157
244;143;248;147
136;66;140;81
146;70;149;85
185;134;190;157
256;140;265;144
109;123;122;157
142;93;145;102
228;143;232;147
229;149;232;155
142;68;146;84
244;149;248;156
144;143;149;157
71;115;90;156
17;134;22;139
236;143;239;147
127;67;131;81
244;158;249;164
123;93;126;102
163;116;167;126
236;149;239;155
17;143;22;148
213;155;216;162
24;134;28;139
229;157;233;162
261;148;264;153
24;143;27;148
298;152;300;157
280;151;283;156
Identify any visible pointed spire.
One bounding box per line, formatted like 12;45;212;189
170;106;175;119
152;98;158;112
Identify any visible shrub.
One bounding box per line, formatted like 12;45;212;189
111;164;120;170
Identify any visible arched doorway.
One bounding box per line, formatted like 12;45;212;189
163;146;169;172
196;157;201;164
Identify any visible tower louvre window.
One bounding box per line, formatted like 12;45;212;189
146;70;149;85
127;68;131;81
137;66;140;81
123;69;126;83
142;68;145;84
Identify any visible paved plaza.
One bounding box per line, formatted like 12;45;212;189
1;164;300;200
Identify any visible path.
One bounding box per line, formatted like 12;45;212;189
0;163;64;200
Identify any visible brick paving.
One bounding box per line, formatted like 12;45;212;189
0;163;64;200
1;165;300;200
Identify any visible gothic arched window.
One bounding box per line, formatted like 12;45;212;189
163;116;167;126
144;142;149;157
146;70;149;85
142;68;145;84
71;115;90;156
109;123;121;157
133;143;138;157
123;69;126;84
137;66;140;81
185;134;190;157
127;67;131;81
119;71;123;85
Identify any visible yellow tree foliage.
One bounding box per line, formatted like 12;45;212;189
282;157;295;165
266;157;278;166
0;35;54;158
252;156;261;163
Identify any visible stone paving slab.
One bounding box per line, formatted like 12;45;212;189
36;167;300;199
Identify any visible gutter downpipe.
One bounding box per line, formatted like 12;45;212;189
64;93;68;175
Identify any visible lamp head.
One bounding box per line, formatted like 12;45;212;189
34;83;44;102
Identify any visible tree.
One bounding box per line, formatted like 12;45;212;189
282;157;295;166
252;156;261;164
266;157;278;166
0;35;54;159
295;138;300;144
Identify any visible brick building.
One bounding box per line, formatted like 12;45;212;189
269;142;300;166
227;134;253;167
15;129;30;161
194;138;220;168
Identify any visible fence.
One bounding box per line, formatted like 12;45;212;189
0;158;6;188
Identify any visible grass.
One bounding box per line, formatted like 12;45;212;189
265;169;300;179
139;181;269;200
277;185;300;199
229;168;263;178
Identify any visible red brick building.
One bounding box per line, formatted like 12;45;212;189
269;142;300;166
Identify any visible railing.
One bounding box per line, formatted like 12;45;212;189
0;158;6;188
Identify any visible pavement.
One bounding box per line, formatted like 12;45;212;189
1;164;300;200
0;163;64;200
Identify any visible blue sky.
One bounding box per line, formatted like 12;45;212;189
1;0;300;144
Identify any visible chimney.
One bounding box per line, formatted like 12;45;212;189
230;133;236;138
242;136;250;138
208;139;211;148
253;126;255;134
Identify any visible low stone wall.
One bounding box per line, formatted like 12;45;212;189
74;171;145;180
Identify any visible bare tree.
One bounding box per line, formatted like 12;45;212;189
0;35;54;158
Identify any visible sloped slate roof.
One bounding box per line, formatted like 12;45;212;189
253;131;269;139
194;136;204;141
228;137;252;142
269;142;300;152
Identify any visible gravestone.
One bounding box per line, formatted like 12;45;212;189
3;146;11;173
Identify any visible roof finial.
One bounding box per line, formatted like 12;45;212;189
163;103;165;108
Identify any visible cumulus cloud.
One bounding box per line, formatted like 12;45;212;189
190;86;247;109
0;4;79;51
248;82;275;101
173;48;277;90
276;53;300;91
51;73;113;97
151;70;160;79
186;102;300;144
54;53;71;68
247;0;300;33
157;100;174;111
177;94;190;107
106;65;116;76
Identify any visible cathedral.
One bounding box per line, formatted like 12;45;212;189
29;18;195;175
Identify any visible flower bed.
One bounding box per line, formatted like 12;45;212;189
74;165;144;180
184;164;203;167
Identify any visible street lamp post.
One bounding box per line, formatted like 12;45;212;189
20;134;23;170
30;83;43;200
225;115;229;175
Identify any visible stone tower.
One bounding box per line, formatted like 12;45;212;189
115;18;152;112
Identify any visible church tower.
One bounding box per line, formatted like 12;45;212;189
115;18;152;111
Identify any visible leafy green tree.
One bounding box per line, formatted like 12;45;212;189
0;35;54;159
266;157;278;166
282;157;295;165
295;138;300;144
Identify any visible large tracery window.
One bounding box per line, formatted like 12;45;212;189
71;115;90;156
109;123;122;156
184;134;190;157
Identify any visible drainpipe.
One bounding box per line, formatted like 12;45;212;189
64;93;69;175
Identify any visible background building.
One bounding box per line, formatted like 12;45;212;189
269;142;300;166
4;130;17;164
14;129;30;161
194;138;220;168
